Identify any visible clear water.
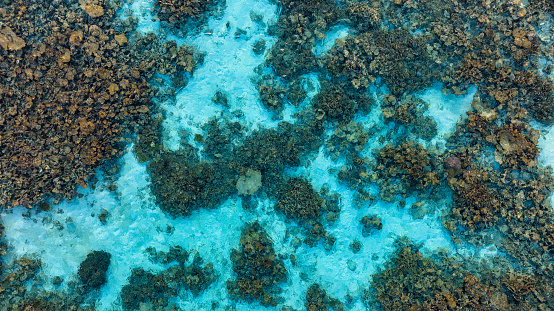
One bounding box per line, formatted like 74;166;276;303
2;0;554;310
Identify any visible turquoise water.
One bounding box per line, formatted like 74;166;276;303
1;0;554;310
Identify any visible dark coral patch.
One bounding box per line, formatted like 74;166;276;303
78;250;111;289
227;222;287;306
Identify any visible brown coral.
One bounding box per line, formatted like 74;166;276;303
154;0;219;30
449;169;499;229
490;125;538;168
276;178;323;221
227;222;287;306
0;0;157;207
0;26;25;51
504;274;535;301
376;141;439;191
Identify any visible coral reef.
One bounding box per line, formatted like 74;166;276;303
258;75;288;112
0;220;3;272
528;0;554;12
346;1;382;33
325;29;441;94
349;239;362;253
360;214;382;237
154;0;223;31
0;258;96;311
375;141;440;200
365;238;521;311
363;238;551;311
422;274;494;311
275;178;339;248
489;124;539;168
267;0;341;80
3;0;554;309
449;169;499;229
0;258;43;309
325;121;370;162
227;222;287;306
148;150;235;216
381;94;437;140
0;0;201;208
305;283;344;311
368;239;457;310
276;178;323;221
121;246;215;310
312;79;374;125
232;115;323;195
78;250;111;289
133;112;165;163
120;268;177;311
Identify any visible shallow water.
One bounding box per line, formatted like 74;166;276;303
1;0;554;310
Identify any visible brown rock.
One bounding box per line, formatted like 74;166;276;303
80;0;104;18
114;34;127;45
0;26;25;51
108;83;119;95
69;31;84;45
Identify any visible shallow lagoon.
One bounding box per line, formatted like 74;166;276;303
1;0;554;310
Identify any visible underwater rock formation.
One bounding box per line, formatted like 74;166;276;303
121;246;215;310
148;151;235;216
227;222;287;306
78;250;111;289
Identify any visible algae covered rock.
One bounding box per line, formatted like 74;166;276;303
227;222;287;306
78;250;111;289
276;177;323;221
148;151;235;216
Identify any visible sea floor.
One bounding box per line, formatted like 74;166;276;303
2;0;554;310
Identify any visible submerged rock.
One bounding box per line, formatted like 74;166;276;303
121;247;215;311
276;177;323;221
78;250;111;289
305;283;344;311
236;169;262;196
227;222;287;306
